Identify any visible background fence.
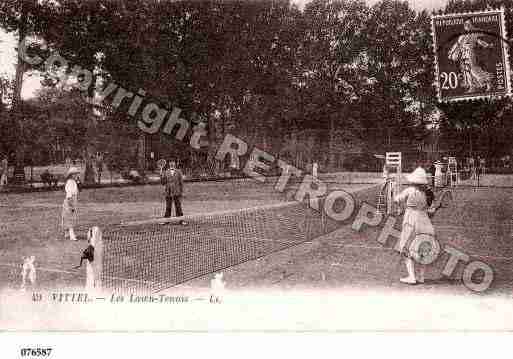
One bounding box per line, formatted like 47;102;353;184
2;126;513;189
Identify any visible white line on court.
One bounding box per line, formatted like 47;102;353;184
0;242;510;288
323;243;513;261
0;262;83;276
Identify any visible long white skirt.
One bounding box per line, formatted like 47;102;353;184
399;209;435;261
61;198;78;229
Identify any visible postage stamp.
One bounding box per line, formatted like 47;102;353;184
431;8;512;102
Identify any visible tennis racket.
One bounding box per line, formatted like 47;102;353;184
428;189;453;217
437;189;453;209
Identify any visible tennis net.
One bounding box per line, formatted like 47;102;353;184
94;185;379;293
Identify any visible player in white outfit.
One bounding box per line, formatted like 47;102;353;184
394;167;436;284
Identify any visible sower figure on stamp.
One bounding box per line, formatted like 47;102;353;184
394;167;436;285
161;160;187;225
448;19;493;93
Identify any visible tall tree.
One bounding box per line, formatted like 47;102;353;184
0;0;42;182
301;0;369;168
0;74;14;156
356;0;433;154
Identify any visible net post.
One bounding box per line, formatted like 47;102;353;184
448;157;458;187
86;227;104;290
320;195;327;235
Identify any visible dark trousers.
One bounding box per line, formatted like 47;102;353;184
164;195;183;217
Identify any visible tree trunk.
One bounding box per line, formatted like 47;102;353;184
137;132;146;173
12;42;25;111
83;147;96;184
11;2;29;184
328;116;336;170
207;114;218;175
468;127;473;158
82;124;98;185
83;73;99;185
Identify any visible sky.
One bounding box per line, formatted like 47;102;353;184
0;0;446;99
294;0;446;10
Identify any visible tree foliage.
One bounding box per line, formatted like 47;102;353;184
0;0;446;171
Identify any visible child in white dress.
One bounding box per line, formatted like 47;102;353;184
394;167;435;284
21;256;36;290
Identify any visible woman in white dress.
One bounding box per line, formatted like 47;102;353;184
61;167;80;241
394;167;435;284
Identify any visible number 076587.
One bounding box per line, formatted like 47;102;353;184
20;348;53;357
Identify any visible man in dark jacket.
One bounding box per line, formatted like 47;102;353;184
161;160;186;225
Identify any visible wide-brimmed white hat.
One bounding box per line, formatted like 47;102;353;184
406;167;428;185
66;167;81;177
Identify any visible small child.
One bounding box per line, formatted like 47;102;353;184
210;272;225;294
394;167;436;284
21;256;36;290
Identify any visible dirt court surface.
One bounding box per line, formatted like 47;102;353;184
1;176;513;330
0;178;372;288
176;186;513;296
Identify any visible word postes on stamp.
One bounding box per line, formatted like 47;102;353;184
432;8;511;102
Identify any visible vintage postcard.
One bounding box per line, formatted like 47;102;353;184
1;0;513;347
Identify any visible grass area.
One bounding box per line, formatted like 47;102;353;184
0;176;512;299
0;178;370;289
175;187;513;298
0;178;301;289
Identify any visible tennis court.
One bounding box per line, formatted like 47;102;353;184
169;186;513;297
0;176;512;296
1;176;513;330
0;176;374;290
